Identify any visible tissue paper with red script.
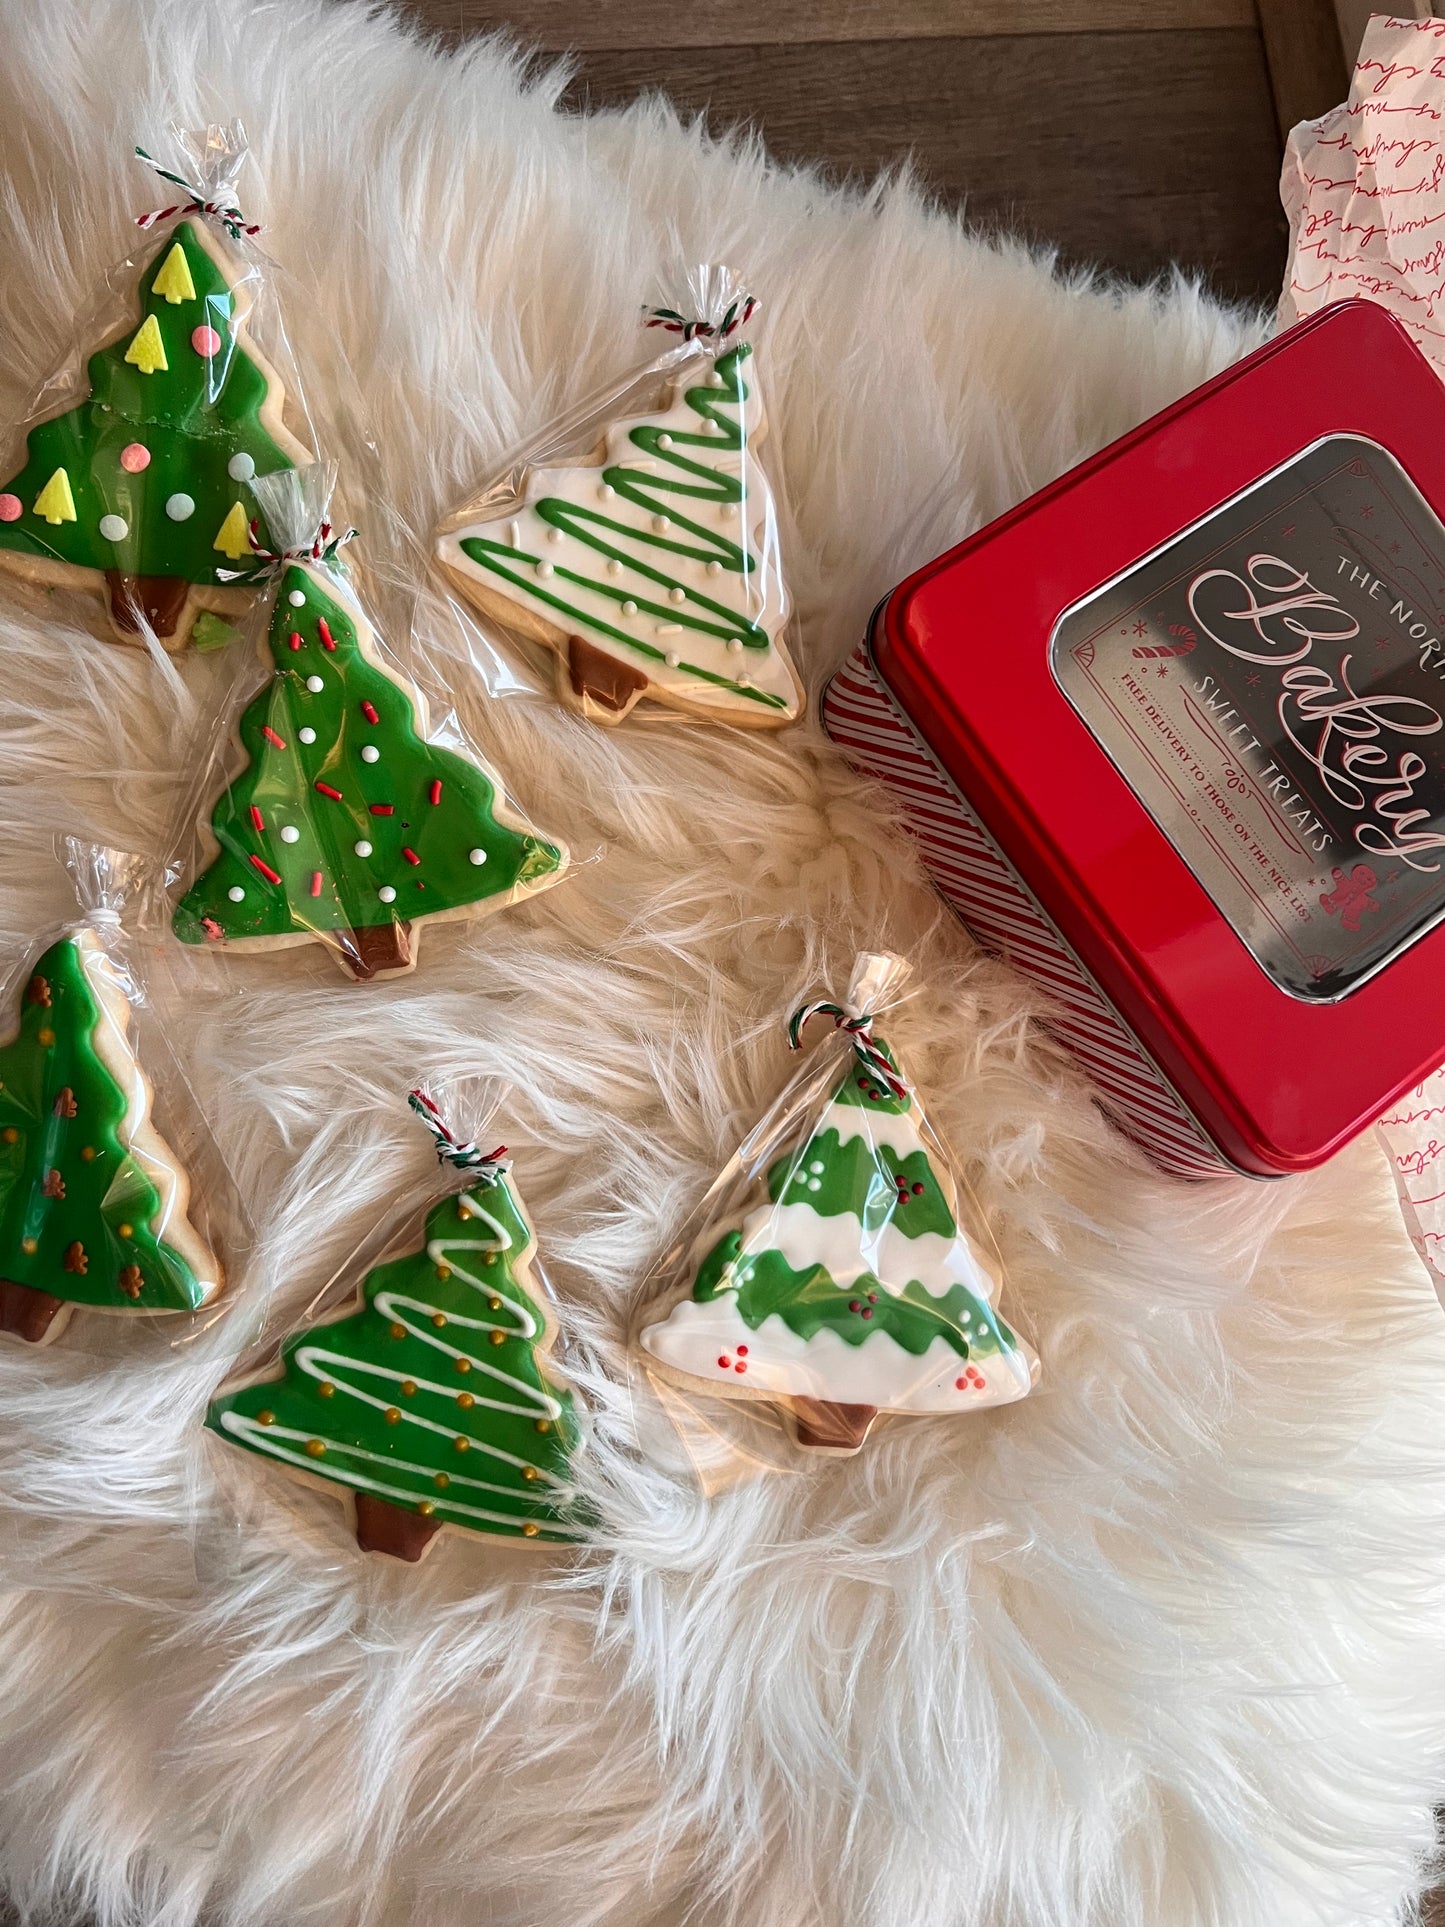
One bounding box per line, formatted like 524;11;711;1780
1279;14;1445;367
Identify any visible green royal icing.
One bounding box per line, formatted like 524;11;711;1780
0;223;296;583
458;344;788;712
172;564;564;947
0;936;205;1312
691;1036;1016;1363
208;1181;581;1542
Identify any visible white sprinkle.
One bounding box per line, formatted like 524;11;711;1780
808;1178;821;1191
354;840;372;857
668;586;685;604
305;674;323;692
507;520;520;547
665;651;680;667
657;622;681;635
598;484;615;500
227;886;245;902
657;433;673;450
361;744;380;763
228;452;256;482
706;560;723;576
468;848;488;865
621;600;638;616
298;727;316;744
280;825;300;844
651;514;670;532
165;492;195;521
606;559;622;576
727;638;743;655
547;527;563;544
287;589;305;607
98;513;127;541
809;1160;824;1174
378;885;397;904
536;560;554;578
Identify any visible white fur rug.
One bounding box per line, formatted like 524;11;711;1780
2;4;1445;1924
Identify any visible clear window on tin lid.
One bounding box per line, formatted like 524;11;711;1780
1051;433;1445;1003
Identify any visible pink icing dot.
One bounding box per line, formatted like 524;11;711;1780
120;443;151;473
191;325;222;357
0;494;20;523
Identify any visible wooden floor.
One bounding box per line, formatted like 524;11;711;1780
394;0;1350;304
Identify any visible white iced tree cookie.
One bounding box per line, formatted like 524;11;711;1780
437;329;802;728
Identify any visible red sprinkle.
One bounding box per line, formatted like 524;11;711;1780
861;1307;873;1319
361;701;379;723
734;1362;746;1373
261;726;287;749
717;1355;730;1370
867;1293;877;1304
309;871;323;898
402;847;421;866
315;781;343;801
848;1300;861;1313
288;631;303;651
736;1345;748;1356
249;805;265;832
249;855;282;885
370;803;394;816
912;1182;924;1196
201;916;223;941
318;618;336;651
955;1377;968;1391
429;779;442;805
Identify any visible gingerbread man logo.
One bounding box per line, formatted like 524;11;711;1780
1319;864;1380;934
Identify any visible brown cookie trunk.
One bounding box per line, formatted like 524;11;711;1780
0;1279;68;1344
354;1493;442;1562
105;571;192;639
789;1399;879;1453
342;921;413;980
567;634;650;716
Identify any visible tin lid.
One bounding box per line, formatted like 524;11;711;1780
874;300;1445;1174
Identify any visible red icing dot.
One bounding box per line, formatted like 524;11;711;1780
955;1377;968;1391
911;1182;924;1196
289;631;303;651
192;324;222;357
0;495;20;523
849;1300;861;1313
717;1355;731;1370
861;1307;873;1319
856;1077;868;1091
736;1344;748;1356
119;443;151;473
734;1362;746;1373
867;1293;878;1304
867;1088;882;1102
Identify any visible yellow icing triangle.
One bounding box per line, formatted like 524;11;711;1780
32;469;75;526
151;242;196;306
213;501;252;560
124;314;168;375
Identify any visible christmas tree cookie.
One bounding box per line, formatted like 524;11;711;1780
638;1036;1037;1452
0;220;312;647
208;1174;581;1561
437;342;801;727
0;927;221;1346
172;560;567;981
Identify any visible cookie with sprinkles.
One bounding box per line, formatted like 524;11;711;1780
172;559;568;981
207;1157;581;1561
0;926;221;1346
436;290;801;728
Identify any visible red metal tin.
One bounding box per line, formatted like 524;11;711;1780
823;300;1445;1177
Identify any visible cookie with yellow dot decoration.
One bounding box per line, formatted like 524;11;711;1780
0;220;312;648
0;928;221;1346
207;1169;581;1561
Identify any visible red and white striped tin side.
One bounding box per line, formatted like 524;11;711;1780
822;641;1238;1179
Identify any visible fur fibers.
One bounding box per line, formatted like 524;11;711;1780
0;3;1443;1924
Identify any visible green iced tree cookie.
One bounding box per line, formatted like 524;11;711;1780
172;561;567;980
209;1176;581;1561
0;929;220;1346
0;220;310;645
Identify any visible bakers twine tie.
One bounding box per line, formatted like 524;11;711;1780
643;294;758;343
788;1001;909;1099
215;520;357;586
407;1089;510;1185
134;147;260;241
